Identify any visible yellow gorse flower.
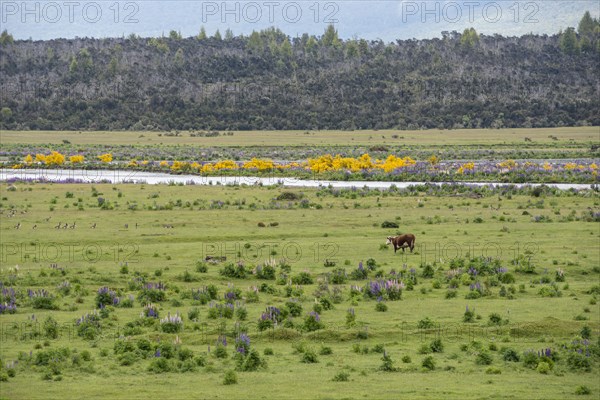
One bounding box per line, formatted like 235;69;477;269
457;162;475;174
98;153;113;163
69;155;84;164
45;151;65;166
243;158;274;171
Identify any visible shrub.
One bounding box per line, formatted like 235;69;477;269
302;349;319;363
566;352;592;372
81;350;92;362
148;358;171;373
43;316;59;339
488;313;503;325
575;386;591;395
292;272;313;285
332;371;350;382
136;339;152;352
235;306;248;321
476;352;493;365
580;326;592;339
214;344;228;359
371;344;385;353
330;268;347;284
421;264;435;278
255;264;276;280
236;349;265;372
351;262;369;280
402;355;411;363
285;300;303;317
418;344;431;355
375;302;388;312
208;303;234;319
188;308;200;321
522;351;539;369
501;348;520;362
195;261;208;273
76;312;101;340
29;290;57;310
418;317;435;329
223;370;238;385
276;192;300;201
422;356;435;370
381;221;399;228
160;312;183;333
181;270;195;282
379;351;397;371
499;273;515;284
536;362;551;374
430;339;444;353
463;306;475;323
303;312;324;332
138;283;167;303
220;263;248;279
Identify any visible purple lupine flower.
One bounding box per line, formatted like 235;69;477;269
216;335;227;347
155;349;161;357
28;289;51;298
309;311;320;322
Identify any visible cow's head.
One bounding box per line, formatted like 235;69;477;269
385;236;394;245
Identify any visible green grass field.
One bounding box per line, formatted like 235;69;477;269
2;127;599;147
0;182;598;399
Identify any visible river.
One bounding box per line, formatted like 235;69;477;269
0;169;596;191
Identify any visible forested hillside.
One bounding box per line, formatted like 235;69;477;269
0;15;598;131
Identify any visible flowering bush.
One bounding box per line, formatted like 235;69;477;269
220;262;248;279
76;311;101;340
191;285;218;304
69;155;84;163
207;302;234;319
138;282;167;304
140;303;159;318
97;153;113;163
0;287;17;314
364;279;404;301
303;312;324;332
96;287;120;307
258;306;282;331
28;289;57;310
160;312;183;333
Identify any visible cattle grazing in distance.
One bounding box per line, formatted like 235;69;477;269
386;234;416;253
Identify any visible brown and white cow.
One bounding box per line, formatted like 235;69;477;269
386;234;416;253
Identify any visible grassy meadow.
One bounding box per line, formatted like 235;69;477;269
2;127;599;147
0;181;598;399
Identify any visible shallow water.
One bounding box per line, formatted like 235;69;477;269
0;169;596;190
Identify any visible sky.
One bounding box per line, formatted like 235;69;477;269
1;1;599;41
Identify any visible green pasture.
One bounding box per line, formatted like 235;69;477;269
2;127;598;147
0;182;598;399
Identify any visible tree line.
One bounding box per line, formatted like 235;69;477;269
0;12;598;131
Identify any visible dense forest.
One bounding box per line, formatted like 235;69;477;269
0;12;599;131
